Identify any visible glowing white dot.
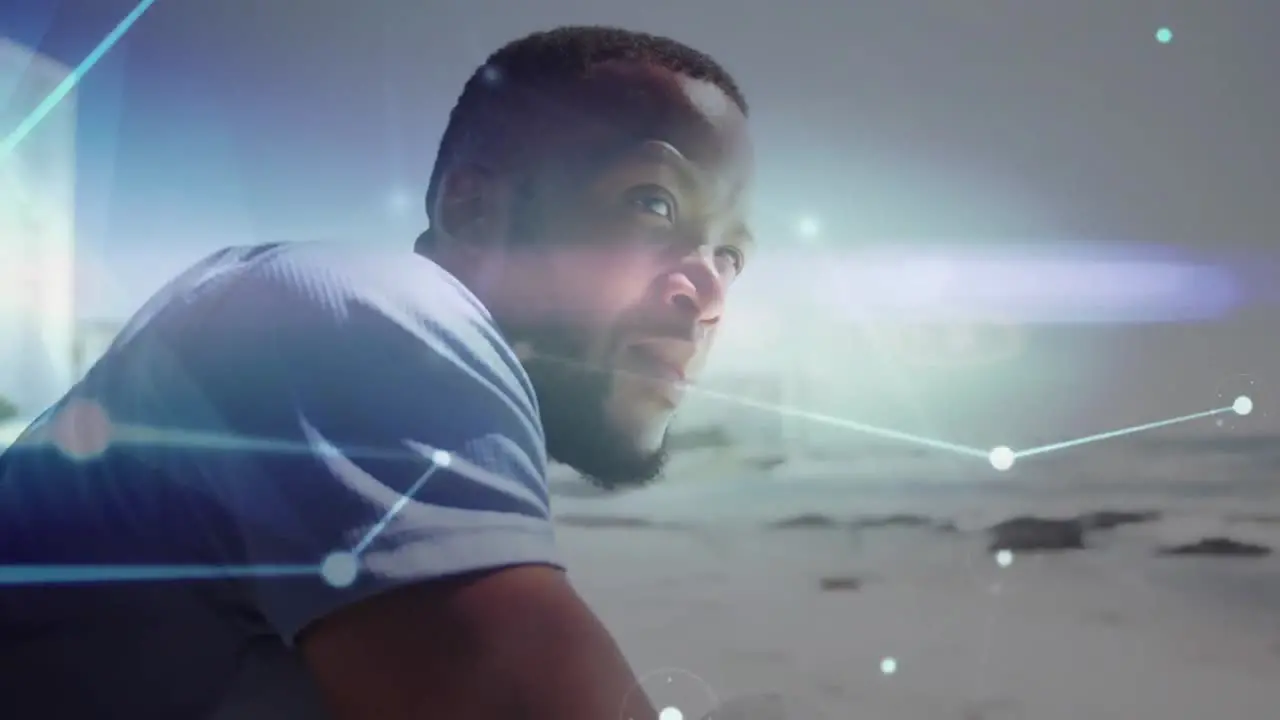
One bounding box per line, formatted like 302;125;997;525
1233;396;1253;416
797;217;820;239
480;64;502;84
431;449;452;467
988;446;1015;471
387;189;414;215
658;707;683;720
995;549;1014;567
319;551;359;588
880;657;897;675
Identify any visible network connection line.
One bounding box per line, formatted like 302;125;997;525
694;385;991;460
695;384;1253;473
322;448;453;588
0;0;160;156
540;350;991;459
0;563;317;586
0;441;457;589
0;393;1255;587
1011;404;1239;461
351;456;449;555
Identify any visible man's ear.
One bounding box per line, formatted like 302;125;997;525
429;163;513;256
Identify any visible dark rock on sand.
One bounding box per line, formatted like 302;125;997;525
555;514;664;529
988;516;1086;552
818;575;865;591
850;513;944;530
748;454;788;471
1226;512;1280;525
1077;510;1161;530
1157;537;1272;557
770;512;956;532
770;513;841;529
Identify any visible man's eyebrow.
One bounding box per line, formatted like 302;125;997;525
610;140;752;242
618;140;704;194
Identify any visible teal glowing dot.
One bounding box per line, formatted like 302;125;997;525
880;656;898;675
658;707;683;720
320;551;359;588
996;549;1014;567
1155;28;1173;44
1233;396;1253;416
431;449;452;468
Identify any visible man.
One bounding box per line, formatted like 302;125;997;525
0;25;754;719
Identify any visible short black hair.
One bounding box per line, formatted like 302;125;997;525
421;26;747;237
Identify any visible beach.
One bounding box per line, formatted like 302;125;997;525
550;443;1280;719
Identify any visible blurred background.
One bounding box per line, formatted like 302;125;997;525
1;0;1277;458
5;7;1280;716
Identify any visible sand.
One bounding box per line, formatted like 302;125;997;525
550;453;1280;719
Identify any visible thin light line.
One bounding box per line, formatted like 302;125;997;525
0;563;316;585
352;464;442;555
1015;407;1231;459
1;0;160;156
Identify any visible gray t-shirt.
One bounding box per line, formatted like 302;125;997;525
0;243;558;718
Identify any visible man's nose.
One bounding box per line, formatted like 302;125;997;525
659;246;727;323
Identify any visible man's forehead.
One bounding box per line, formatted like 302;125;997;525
672;75;755;183
548;61;753;175
679;74;734;120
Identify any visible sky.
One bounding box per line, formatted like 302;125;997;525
1;0;1278;446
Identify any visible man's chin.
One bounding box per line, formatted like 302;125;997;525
542;415;670;491
550;440;669;491
520;345;671;489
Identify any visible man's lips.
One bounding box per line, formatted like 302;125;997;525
623;341;694;383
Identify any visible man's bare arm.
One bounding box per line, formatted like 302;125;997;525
300;564;656;720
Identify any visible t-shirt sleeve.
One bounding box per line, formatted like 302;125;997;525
133;250;558;643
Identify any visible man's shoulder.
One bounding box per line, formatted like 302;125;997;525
124;241;501;360
284;241;497;332
164;241;491;327
99;240;537;433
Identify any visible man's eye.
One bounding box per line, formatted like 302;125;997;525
716;246;745;274
628;186;677;221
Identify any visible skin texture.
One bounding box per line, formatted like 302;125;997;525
433;61;756;489
301;566;650;720
300;60;755;720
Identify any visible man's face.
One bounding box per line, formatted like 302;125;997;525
480;64;755;489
